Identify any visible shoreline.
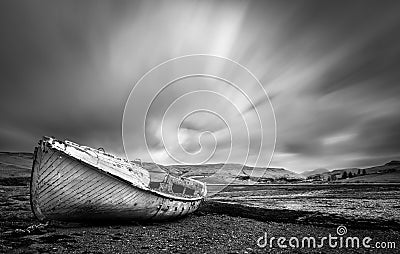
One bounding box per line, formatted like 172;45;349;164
1;176;399;253
200;201;400;231
2;200;399;253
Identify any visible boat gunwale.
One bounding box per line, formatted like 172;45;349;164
38;141;206;202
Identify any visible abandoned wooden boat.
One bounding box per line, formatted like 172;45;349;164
30;136;207;221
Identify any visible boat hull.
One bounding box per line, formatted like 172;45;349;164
30;142;203;221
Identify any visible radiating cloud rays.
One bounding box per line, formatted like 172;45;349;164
1;0;400;172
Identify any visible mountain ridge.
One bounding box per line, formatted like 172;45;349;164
1;152;399;183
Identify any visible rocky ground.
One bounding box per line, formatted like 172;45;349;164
1;153;399;253
0;177;399;253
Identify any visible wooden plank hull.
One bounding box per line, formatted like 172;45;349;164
30;138;204;221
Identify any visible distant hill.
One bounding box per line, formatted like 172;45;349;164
338;160;400;183
0;152;33;169
301;168;329;178
340;171;400;183
242;166;303;182
0;152;303;184
0;152;33;178
308;161;400;183
162;163;304;184
1;151;399;184
142;162;304;184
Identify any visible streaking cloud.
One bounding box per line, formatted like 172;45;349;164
0;0;400;172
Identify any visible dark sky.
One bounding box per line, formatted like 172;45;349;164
1;0;400;172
